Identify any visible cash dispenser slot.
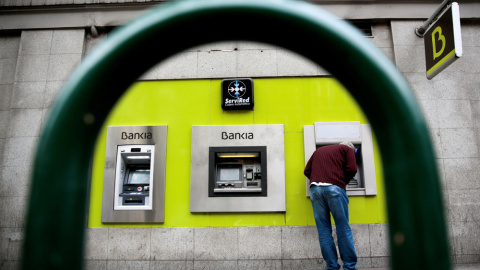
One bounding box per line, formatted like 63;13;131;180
208;146;267;197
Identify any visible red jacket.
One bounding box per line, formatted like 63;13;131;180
304;144;357;190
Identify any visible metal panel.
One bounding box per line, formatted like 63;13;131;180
314;121;362;144
101;125;167;223
303;125;315;197
190;124;285;212
360;124;377;195
303;122;377;197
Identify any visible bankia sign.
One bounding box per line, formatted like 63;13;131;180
221;78;254;110
424;2;462;80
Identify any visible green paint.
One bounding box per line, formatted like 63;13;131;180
88;78;386;227
427;49;456;75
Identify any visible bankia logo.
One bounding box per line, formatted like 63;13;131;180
221;78;254;111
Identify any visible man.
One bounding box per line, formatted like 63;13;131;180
304;141;358;270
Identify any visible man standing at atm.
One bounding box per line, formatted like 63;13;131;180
304;141;358;270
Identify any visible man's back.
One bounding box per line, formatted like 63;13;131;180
304;144;357;190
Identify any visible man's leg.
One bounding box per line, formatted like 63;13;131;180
310;186;340;270
326;186;357;270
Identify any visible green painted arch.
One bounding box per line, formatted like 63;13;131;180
22;0;450;269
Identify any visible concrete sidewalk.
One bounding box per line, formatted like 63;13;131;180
361;263;480;270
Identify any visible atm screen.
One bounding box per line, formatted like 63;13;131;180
219;168;241;181
127;170;150;185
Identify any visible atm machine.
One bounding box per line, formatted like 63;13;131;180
114;145;154;209
303;122;377;196
101;125;167;223
190;125;285;212
209;146;267;197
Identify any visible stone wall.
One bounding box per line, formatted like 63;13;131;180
0;29;85;270
83;225;389;269
391;20;480;264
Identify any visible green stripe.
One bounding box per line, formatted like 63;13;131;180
427;49;456;75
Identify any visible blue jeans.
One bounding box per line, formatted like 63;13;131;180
310;185;357;270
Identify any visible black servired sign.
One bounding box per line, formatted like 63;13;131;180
221;78;254;111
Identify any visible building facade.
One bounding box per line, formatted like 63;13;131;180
1;0;479;269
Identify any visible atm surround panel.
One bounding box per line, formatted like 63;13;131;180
190;124;285;213
208;146;267;197
303;122;377;197
101;125;167;223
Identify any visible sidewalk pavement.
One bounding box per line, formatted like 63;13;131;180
361;263;480;270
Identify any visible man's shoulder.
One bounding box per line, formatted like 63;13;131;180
316;144;344;151
314;144;352;156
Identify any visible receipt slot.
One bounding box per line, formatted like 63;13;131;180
102;125;167;223
114;145;154;209
190;125;285;212
303;122;377;196
209;146;267;197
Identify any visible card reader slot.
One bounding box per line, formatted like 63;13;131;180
124;199;143;204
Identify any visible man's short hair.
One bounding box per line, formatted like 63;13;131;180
340;141;355;150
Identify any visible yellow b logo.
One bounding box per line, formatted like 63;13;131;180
432;26;446;60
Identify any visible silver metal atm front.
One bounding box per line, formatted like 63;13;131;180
101;125;167;223
209;146;267;197
303;122;377;197
114;145;154;210
190;124;285;213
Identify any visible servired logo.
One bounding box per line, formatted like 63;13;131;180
221;78;254;110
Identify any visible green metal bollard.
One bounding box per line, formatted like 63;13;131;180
21;0;450;269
